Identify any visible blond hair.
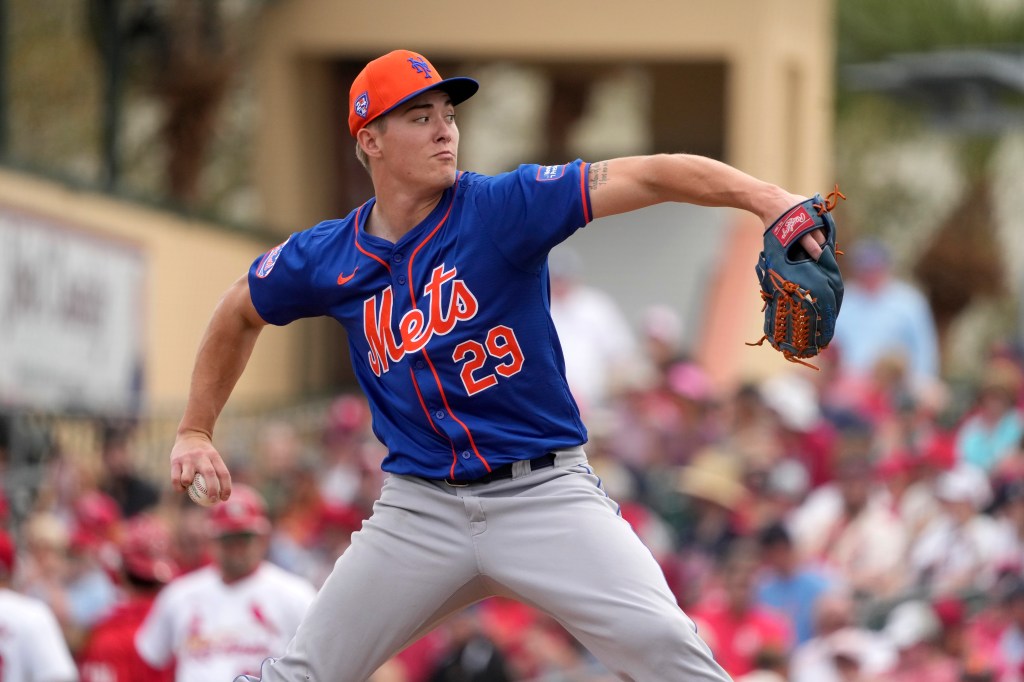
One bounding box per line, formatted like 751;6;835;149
354;117;387;174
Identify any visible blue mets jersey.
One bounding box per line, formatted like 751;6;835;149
249;161;594;480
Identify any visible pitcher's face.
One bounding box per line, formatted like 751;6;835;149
377;90;460;191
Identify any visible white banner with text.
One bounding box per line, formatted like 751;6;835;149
0;207;145;414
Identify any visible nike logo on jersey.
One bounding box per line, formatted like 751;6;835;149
337;267;359;285
363;264;479;377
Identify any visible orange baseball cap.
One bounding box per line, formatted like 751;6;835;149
348;50;478;137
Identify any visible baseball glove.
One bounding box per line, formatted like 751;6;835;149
747;187;845;369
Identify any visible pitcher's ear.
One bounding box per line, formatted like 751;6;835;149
357;126;383;159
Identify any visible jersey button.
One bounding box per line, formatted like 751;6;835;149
397;275;407;285
434;410;445;420
393;253;404;263
415;360;425;370
460;450;471;460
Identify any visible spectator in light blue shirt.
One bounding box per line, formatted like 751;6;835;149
832;240;940;384
956;357;1024;472
755;522;836;646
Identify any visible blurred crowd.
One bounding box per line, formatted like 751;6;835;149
4;242;1024;681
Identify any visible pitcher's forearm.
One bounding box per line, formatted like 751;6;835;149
177;278;266;441
178;325;261;439
644;154;799;222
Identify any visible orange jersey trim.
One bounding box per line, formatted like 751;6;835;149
580;162;591;224
353;203;393;271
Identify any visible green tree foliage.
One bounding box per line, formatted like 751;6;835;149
838;0;1024;65
835;0;1024;375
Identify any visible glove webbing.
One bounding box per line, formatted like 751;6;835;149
813;185;846;216
746;269;821;370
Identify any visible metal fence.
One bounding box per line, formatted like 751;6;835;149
0;395;340;524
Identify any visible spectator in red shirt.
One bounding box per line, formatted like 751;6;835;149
691;544;793;677
78;513;178;682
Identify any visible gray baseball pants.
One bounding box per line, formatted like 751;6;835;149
252;448;731;681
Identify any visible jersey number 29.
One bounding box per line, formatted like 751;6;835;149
452;325;524;395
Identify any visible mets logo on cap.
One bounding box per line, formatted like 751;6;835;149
354;91;370;119
407;55;433;78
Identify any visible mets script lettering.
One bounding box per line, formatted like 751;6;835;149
363;264;479;376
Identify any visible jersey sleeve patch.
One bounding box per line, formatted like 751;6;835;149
255;237;290;278
535;165;566;182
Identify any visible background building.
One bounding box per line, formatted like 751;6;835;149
0;0;836;420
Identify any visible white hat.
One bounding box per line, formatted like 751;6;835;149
642;304;683;346
935;464;992;509
759;373;821;432
884;601;939;650
828;628;870;664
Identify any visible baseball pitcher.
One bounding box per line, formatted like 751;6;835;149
170;49;829;681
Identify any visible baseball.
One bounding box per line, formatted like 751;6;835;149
187;473;216;507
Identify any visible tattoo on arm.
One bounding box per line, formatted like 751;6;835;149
588;161;609;191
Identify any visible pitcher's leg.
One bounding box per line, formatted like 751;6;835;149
259;476;485;682
479;464;731;682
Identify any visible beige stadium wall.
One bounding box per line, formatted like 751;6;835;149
0;169;303;412
251;0;836;386
254;0;835;230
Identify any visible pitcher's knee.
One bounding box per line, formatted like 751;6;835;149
596;612;727;681
612;610;710;659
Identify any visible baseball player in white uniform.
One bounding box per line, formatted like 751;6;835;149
0;529;78;682
135;485;316;681
171;49;827;681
